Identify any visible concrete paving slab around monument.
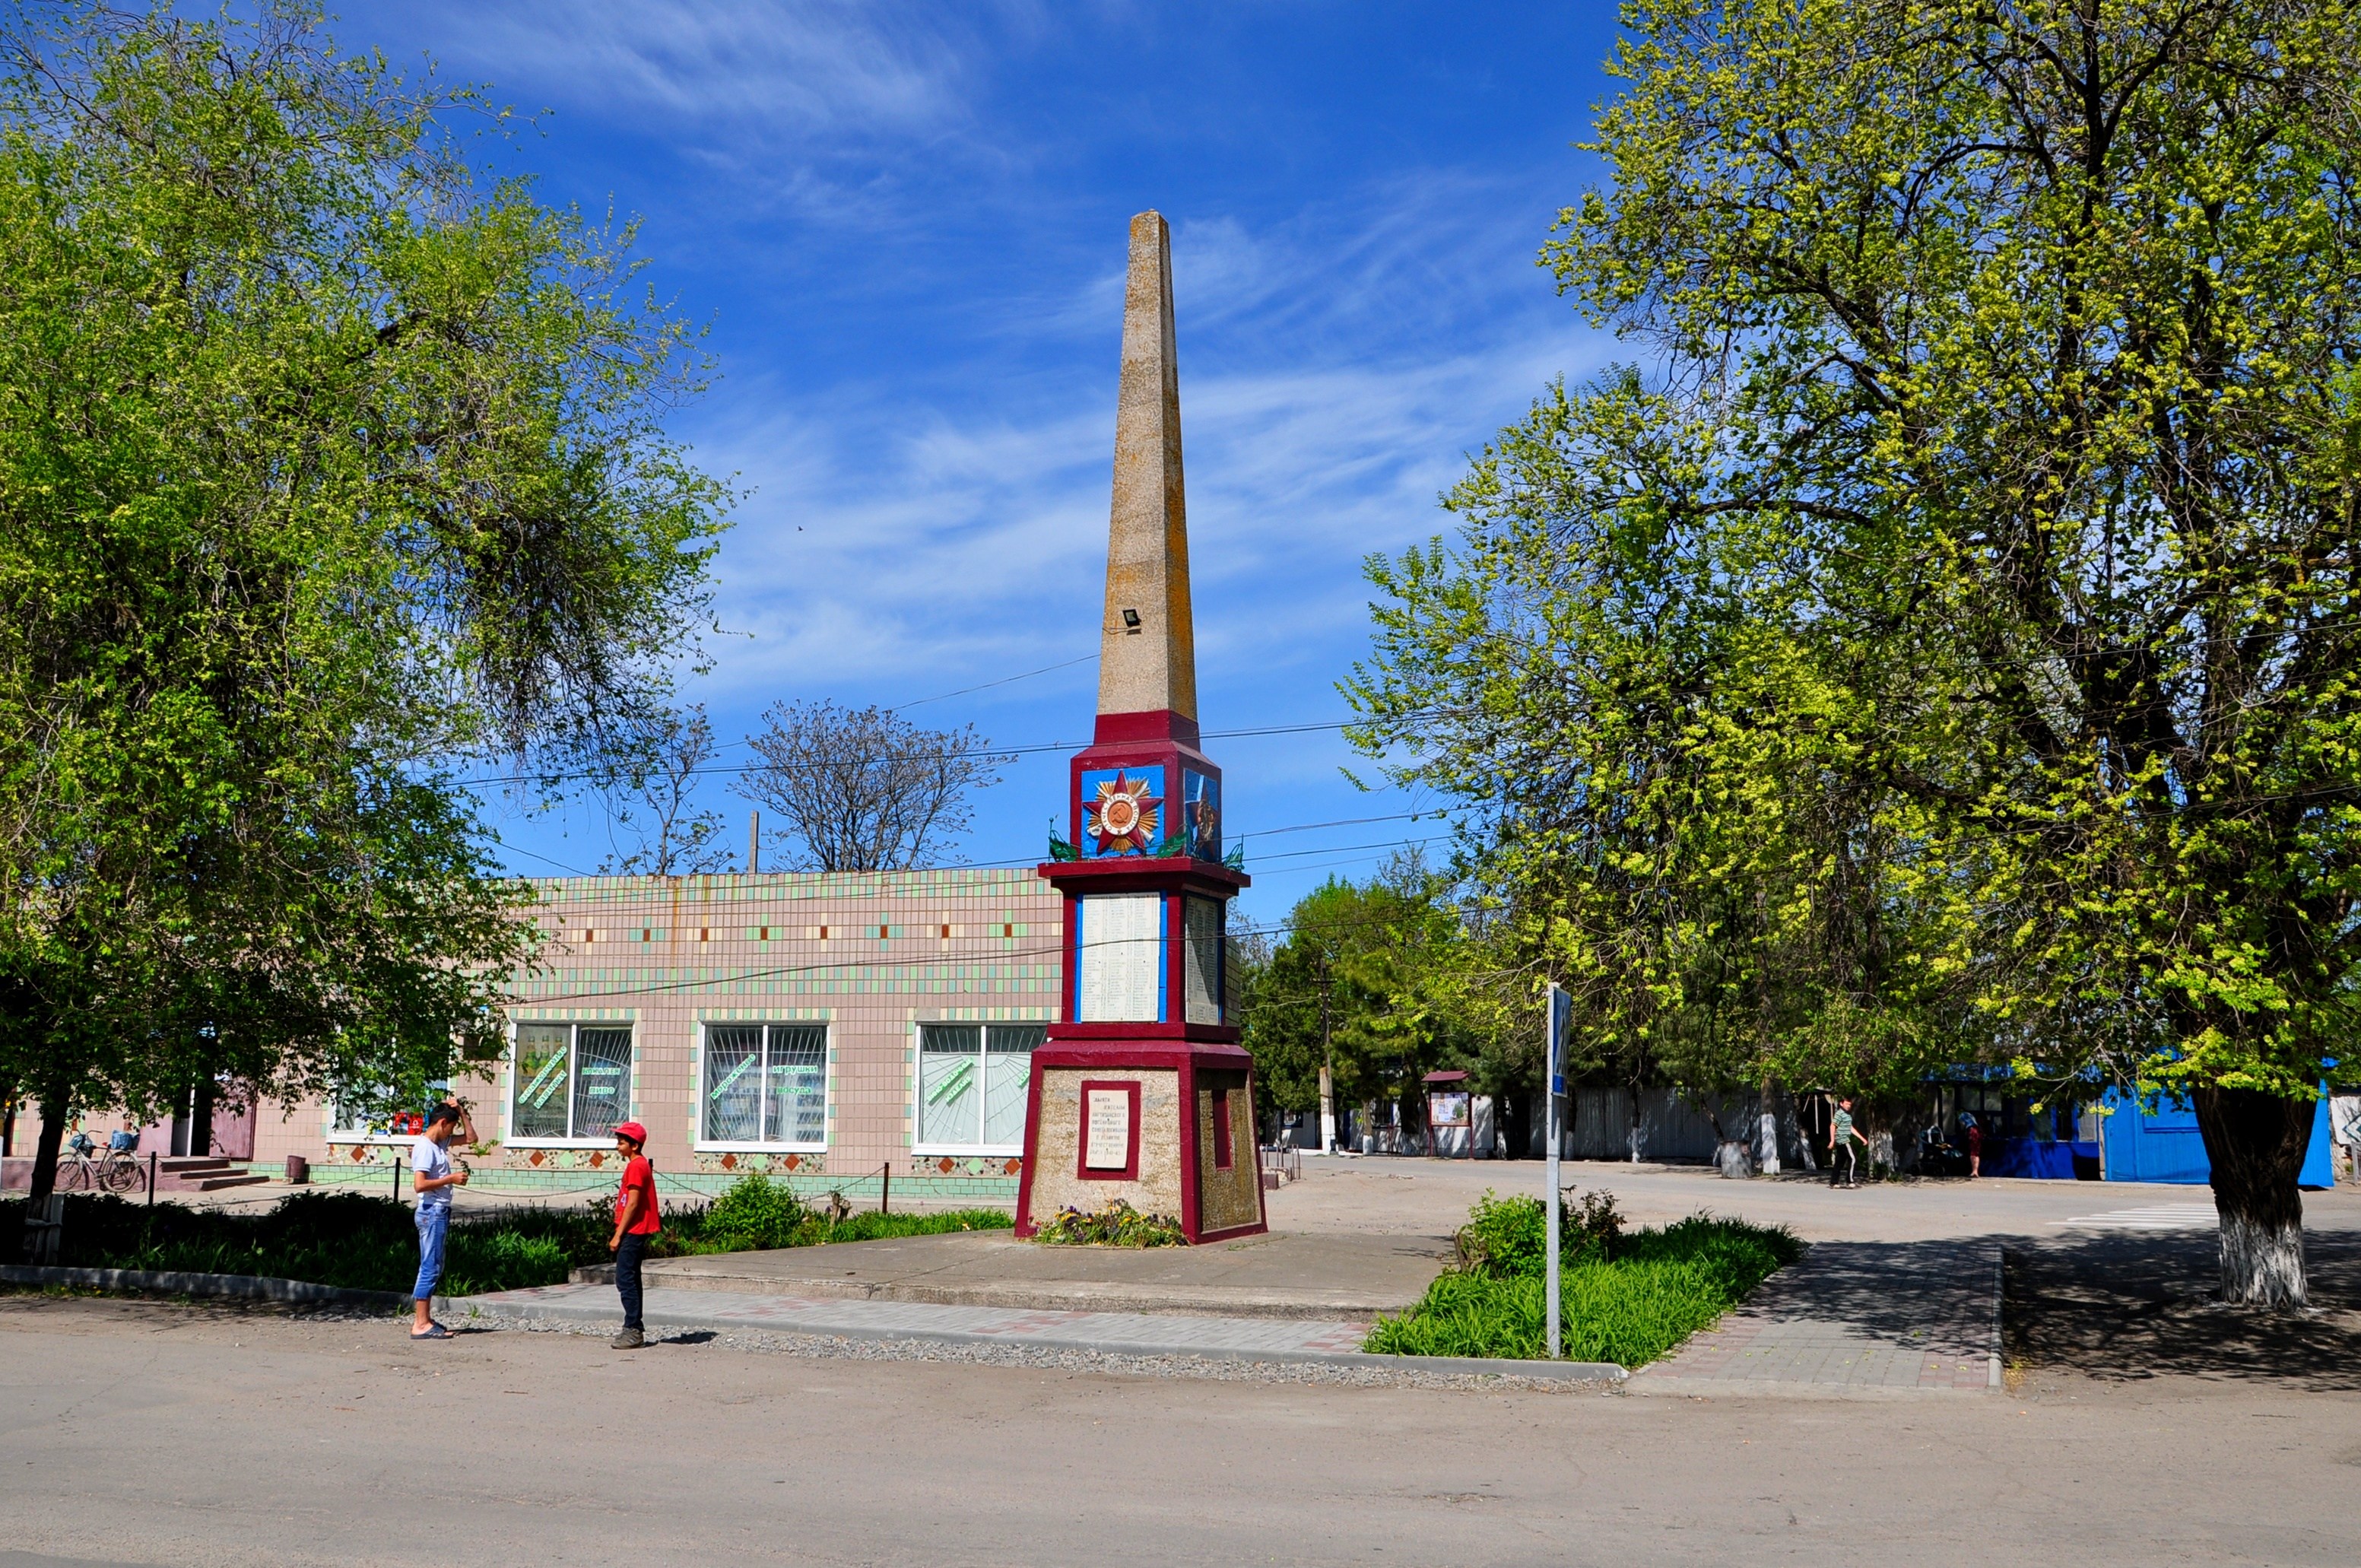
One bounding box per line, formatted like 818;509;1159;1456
589;1228;1452;1319
452;1281;1623;1382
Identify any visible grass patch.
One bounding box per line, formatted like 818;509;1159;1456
1364;1191;1801;1366
1;1177;1011;1297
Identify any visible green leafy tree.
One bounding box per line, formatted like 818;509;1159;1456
1358;0;2361;1306
0;3;728;1214
1242;860;1506;1148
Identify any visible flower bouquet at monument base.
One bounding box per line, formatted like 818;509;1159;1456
1033;1198;1187;1249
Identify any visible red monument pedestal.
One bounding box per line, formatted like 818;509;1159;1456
1012;211;1266;1244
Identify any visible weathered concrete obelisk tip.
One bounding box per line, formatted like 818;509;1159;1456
1099;210;1197;724
1014;211;1265;1244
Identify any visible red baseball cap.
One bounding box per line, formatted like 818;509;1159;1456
614;1122;648;1144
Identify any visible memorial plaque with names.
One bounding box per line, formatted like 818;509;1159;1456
1078;893;1162;1021
1085;1087;1133;1170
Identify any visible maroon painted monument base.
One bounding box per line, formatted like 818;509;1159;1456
1013;709;1267;1243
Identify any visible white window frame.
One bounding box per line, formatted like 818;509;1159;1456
694;1021;831;1153
912;1020;1043;1156
506;1020;636;1148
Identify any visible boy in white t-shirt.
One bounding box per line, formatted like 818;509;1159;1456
409;1100;473;1339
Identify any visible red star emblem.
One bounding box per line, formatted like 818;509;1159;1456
1084;771;1163;854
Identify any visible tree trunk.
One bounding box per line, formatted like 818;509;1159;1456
14;1087;70;1262
2194;1085;2312;1309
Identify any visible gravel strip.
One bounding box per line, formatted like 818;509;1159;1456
481;1312;1621;1393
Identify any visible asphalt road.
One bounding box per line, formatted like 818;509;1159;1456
2;1292;2355;1568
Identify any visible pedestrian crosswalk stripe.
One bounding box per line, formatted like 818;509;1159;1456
2053;1204;2217;1230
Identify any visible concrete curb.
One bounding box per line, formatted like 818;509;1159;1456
1988;1244;2004;1389
0;1263;417;1312
564;1262;1418;1321
455;1295;1627;1383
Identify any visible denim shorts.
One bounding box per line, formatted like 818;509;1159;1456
414;1205;451;1301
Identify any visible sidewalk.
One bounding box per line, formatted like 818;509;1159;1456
451;1281;1622;1381
1631;1239;2001;1393
586;1227;1448;1319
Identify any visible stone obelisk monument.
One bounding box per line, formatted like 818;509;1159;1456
1014;211;1265;1243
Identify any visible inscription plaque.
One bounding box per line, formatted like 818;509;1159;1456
1085;1087;1133;1170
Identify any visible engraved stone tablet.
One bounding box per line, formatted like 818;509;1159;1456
1085;1088;1132;1170
1078;893;1162;1021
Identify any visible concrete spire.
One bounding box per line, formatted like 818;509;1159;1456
1096;211;1198;723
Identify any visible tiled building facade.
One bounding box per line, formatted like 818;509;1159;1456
252;868;1065;1202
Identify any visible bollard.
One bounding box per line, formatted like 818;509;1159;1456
879;1160;890;1216
394;1157;403;1205
146;1150;157;1205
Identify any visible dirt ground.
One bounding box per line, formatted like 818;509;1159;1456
8;1160;2358;1566
0;1287;2355;1568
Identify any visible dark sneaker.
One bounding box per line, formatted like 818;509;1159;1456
610;1327;646;1350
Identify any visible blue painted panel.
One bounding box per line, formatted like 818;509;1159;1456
2102;1090;2334;1187
1985;1138;2096;1179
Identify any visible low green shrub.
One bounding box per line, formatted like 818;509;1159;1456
1033;1198;1185;1248
1370;1199;1801;1366
1452;1188;1627;1277
814;1208;1012;1244
697;1175;811;1252
0;1182;1017;1297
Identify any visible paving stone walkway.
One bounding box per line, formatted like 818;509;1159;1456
458;1282;1380;1360
1632;1239;2001;1393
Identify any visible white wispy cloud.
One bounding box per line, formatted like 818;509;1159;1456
402;0;1025;138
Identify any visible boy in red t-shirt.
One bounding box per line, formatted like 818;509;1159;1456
608;1121;662;1349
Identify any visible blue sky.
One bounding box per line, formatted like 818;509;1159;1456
345;2;1624;926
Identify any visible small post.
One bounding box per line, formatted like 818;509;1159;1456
394;1157;403;1205
748;810;760;874
146;1150;157;1206
1545;982;1569;1360
879;1160;890;1216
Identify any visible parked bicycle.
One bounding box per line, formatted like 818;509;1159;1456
57;1132;143;1195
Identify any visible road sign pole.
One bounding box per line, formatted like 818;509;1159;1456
1545;982;1565;1360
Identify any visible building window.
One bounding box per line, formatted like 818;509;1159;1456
511;1023;633;1142
701;1024;827;1147
329;1080;449;1141
916;1023;1044;1151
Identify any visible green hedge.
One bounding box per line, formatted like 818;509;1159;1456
1365;1192;1801;1366
1;1177;1011;1298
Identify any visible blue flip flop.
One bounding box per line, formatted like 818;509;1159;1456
410;1323;453;1340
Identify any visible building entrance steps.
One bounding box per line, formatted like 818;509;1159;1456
571;1228;1452;1320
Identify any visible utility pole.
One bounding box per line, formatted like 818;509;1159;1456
1545;982;1568;1360
747;809;760;874
1316;959;1337;1154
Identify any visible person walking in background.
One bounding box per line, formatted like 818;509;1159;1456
409;1100;470;1339
1960;1112;1982;1179
608;1120;662;1350
1828;1097;1868;1189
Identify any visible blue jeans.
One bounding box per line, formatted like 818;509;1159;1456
414;1205;450;1301
615;1231;648;1330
